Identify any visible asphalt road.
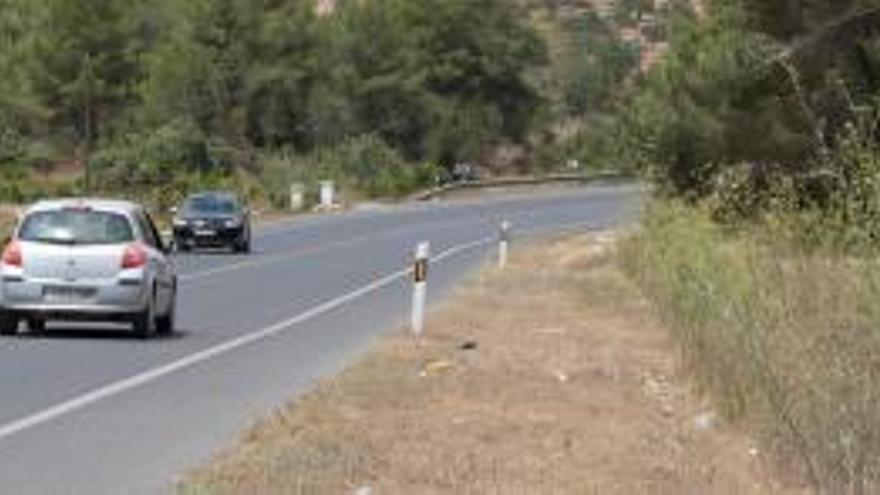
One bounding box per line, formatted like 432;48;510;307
0;184;641;495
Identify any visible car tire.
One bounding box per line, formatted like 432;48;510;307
27;318;46;333
0;311;18;336
156;287;176;336
234;236;250;254
132;296;157;339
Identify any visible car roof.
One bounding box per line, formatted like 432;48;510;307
25;198;143;215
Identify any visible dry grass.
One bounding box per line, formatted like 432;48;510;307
0;207;16;241
180;234;807;495
620;203;880;494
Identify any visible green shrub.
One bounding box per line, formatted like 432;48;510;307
258;135;438;208
0;127;26;168
90;118;224;191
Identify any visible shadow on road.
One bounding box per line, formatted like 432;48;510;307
13;327;190;342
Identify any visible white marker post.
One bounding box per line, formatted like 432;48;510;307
498;221;511;269
319;180;335;209
411;242;430;337
289;183;305;211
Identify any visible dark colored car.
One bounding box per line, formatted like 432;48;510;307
436;162;480;186
452;162;480;183
171;192;251;253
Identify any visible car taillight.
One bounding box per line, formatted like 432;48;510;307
1;240;22;267
121;243;148;269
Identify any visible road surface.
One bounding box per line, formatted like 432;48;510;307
0;184;640;495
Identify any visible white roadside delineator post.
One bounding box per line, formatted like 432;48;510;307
319;180;335;209
498;221;511;269
289;183;305;211
411;242;430;336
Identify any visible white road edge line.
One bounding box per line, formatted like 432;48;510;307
177;202;605;286
0;237;493;443
0;220;600;442
177;221;492;285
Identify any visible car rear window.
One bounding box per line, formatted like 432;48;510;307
18;209;135;245
183;196;237;215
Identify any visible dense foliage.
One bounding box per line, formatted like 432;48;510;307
528;2;641;171
619;0;880;230
0;0;560;202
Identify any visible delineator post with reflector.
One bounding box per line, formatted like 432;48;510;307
498;221;511;269
411;242;430;336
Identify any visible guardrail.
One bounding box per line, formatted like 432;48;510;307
411;170;635;201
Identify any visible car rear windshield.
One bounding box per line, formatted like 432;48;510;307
183;196;237;215
18;209;135;245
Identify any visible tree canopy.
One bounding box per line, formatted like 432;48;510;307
619;0;880;208
0;0;549;187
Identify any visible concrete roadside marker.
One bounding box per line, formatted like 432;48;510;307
498;220;511;269
289;183;305;211
319;180;335;209
411;241;430;336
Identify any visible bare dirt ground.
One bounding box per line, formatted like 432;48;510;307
180;234;811;495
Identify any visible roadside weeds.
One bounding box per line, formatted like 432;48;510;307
0;208;15;240
620;203;880;493
180;234;809;495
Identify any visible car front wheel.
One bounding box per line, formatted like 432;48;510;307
235;234;250;254
0;311;18;336
27;318;46;333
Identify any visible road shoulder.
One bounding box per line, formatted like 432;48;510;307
179;234;807;495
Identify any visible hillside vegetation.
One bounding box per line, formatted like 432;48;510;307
619;0;880;234
612;1;880;492
0;0;646;208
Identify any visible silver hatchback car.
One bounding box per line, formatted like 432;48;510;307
0;199;177;338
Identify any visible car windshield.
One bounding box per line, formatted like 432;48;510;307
183;196;237;215
18;209;135;246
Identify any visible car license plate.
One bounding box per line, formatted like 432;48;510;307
195;229;216;237
44;286;97;302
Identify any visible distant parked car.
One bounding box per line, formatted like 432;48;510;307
171;191;251;253
452;162;480;182
0;199;177;338
436;162;480;186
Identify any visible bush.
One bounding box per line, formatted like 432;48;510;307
258;135;438;208
620;202;880;493
0;214;13;242
824;116;880;249
90;118;224;190
700;109;880;256
534;117;634;173
0;127;26;167
0;174;53;204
